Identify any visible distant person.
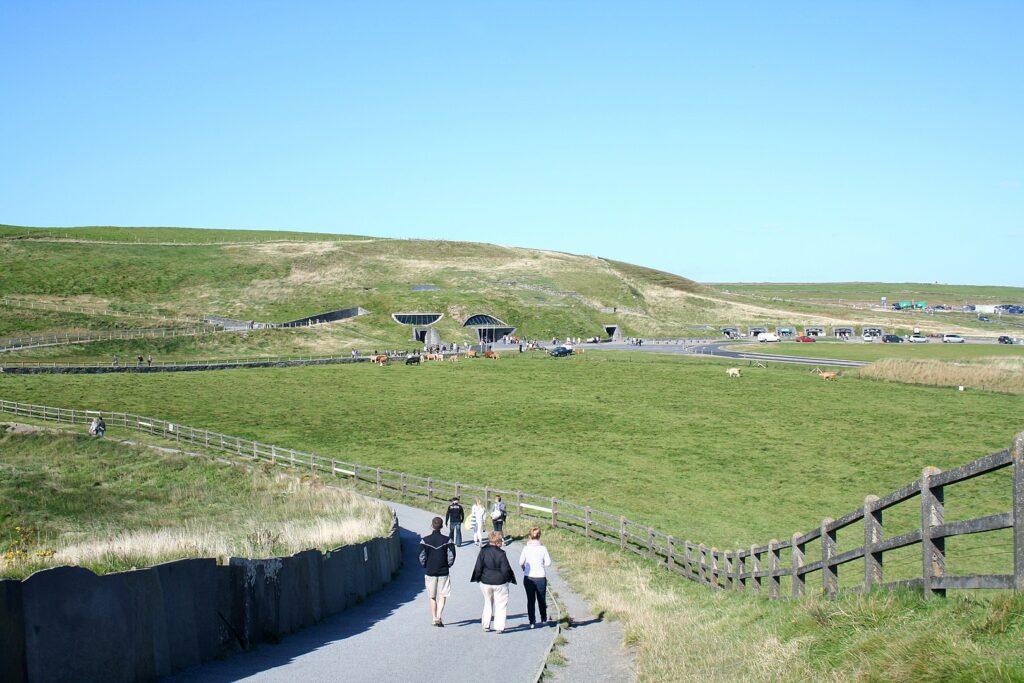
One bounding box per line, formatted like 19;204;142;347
89;416;106;437
445;497;465;546
111;355;119;367
470;498;487;547
147;354;153;367
471;531;517;633
418;517;456;627
136;355;143;367
491;495;508;542
518;527;553;628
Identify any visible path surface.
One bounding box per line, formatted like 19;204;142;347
167;501;563;683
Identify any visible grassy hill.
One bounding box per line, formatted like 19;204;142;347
4;224;1020;357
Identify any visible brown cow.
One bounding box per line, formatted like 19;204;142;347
465;350;478;358
373;355;389;366
821;371;839;381
484;351;500;360
726;367;741;378
447;354;459;363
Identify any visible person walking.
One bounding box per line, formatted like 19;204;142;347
491;495;508;543
147;354;153;367
418;517;456;627
471;531;517;633
519;527;553;628
470;498;487;547
444;497;465;546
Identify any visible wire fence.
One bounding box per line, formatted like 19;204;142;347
1;398;1020;599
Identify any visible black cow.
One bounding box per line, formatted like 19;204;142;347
405;355;421;365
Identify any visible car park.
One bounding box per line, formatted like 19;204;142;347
942;334;965;344
907;334;929;343
882;334;903;343
549;346;573;357
795;335;816;343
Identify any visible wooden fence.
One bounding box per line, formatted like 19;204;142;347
0;326;221;353
1;398;1020;599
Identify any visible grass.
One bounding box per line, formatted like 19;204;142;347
0;428;393;579
727;341;1024;362
859;357;1024;395
542;526;1024;682
0;224;367;243
3;351;1021;559
0;308;176;338
713;282;1024;307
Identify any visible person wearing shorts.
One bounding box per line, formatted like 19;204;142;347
419;516;456;627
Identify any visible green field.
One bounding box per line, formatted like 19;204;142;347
714;281;1024;306
0;224;366;243
3;352;1020;560
728;340;1024;362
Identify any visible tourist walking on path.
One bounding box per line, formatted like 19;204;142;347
418;517;456;627
470;498;487;547
491;495;508;542
519;527;553;628
444;497;465;546
471;531;517;633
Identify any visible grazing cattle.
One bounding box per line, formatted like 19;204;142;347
447;354;459;363
405;355;421;365
484;351;500;360
373;355;389;366
726;367;741;378
821;371;838;381
465;350;478;358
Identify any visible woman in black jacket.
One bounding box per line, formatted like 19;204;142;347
470;531;517;633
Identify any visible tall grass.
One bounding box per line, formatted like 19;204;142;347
859;357;1024;394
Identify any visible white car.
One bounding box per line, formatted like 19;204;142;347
862;334;874;342
907;334;929;343
942;334;965;344
756;332;780;343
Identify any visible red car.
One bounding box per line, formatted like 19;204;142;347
795;335;816;343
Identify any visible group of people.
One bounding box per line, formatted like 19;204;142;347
110;354;153;367
88;416;106;437
419;497;553;633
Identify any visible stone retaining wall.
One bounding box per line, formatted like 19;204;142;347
0;519;402;683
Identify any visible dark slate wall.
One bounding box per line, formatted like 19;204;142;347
2;520;401;683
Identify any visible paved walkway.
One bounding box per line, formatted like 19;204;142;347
168;501;560;683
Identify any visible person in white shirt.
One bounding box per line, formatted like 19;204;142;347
470;499;487;547
518;527;553;628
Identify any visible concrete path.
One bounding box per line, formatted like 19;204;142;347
167;501;560;683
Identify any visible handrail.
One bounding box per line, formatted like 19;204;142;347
0;398;1020;600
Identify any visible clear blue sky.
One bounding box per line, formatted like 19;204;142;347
2;2;1021;285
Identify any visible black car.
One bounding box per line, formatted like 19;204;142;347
998;336;1014;345
882;334;903;343
549;346;574;357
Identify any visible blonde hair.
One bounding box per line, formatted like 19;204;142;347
475;498;482;506
488;531;503;546
529;527;542;541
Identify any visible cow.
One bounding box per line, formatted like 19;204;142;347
373;355;389;366
821;371;839;381
447;354;459;363
726;367;741;378
484;351;500;360
405;355;421;365
465;350;479;358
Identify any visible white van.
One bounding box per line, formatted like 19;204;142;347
756;332;780;343
942;334;965;344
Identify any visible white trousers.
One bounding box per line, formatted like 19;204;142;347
479;583;509;632
473;527;484;545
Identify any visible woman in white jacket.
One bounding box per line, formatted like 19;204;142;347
470;498;487;547
518;527;553;627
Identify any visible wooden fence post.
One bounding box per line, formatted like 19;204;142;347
516;491;523;515
401;472;407;498
698;544;707;585
456;483;462;500
734;550;744;591
485;487;491;512
376;468;382;493
585;507;593;538
1014;433;1024;591
822;518;837;598
791;532;805;598
864;495;883;591
921;466;946;597
750;545;763;595
667;536;676;572
684;542;695;579
710;547;719;589
619;517;626;550
647;528;656;559
427;478;433;501
551;498;559;527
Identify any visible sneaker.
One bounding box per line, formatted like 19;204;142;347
436;619;444;628
529;623;535;629
432;619;440;626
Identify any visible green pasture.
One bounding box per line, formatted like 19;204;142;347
0;224;366;243
727;341;1024;362
3;352;1020;564
0;308;174;338
713;281;1024;306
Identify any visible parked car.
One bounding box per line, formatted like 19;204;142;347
756;332;780;343
907;334;929;343
998;336;1014;345
549;346;574;357
942;334;965;344
978;316;990;322
882;334;903;343
795;335;816;343
861;333;875;342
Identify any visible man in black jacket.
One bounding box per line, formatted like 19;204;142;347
444;497;465;546
419;517;456;627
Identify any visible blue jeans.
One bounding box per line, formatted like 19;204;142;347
449;523;463;546
524;577;548;623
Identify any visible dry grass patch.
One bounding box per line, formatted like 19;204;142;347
859;357;1024;394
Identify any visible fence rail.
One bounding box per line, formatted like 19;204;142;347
0;326;221;352
0;296;199;324
1;398;1020;599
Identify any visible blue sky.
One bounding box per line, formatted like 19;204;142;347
2;2;1021;285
